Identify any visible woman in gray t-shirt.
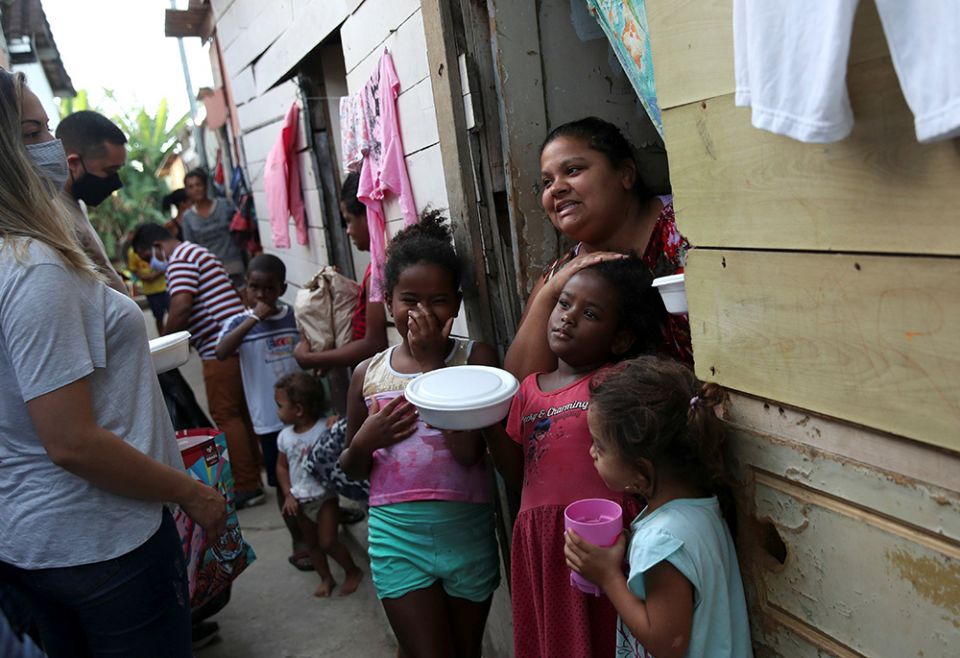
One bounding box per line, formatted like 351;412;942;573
0;70;227;657
182;167;245;277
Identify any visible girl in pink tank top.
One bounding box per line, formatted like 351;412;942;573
339;213;500;658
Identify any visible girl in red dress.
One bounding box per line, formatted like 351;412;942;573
485;257;667;658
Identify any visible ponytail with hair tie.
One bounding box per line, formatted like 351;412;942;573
590;357;738;534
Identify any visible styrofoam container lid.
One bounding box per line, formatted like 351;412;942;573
406;365;519;411
149;331;191;352
651;273;685;288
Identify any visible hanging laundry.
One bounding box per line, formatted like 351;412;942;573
339;50;418;301
339;91;370;175
734;0;960;144
264;102;308;248
587;0;663;138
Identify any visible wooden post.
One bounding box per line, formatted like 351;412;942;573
484;0;557;295
420;0;497;345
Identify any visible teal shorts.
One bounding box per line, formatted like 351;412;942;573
367;501;501;602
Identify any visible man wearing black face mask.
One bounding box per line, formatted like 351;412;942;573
55;111;128;294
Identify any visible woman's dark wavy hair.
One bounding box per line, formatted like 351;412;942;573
577;257;666;359
382;208;460;299
340;172;365;217
590;356;737;533
275;371;326;421
541;116;652;199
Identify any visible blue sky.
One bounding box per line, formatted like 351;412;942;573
43;0;214;125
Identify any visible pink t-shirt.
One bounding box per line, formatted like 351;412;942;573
362;340;491;507
506;371;620;513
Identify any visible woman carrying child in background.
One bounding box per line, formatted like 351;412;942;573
340;213;501;658
484;257;667;658
275;372;363;597
565;357;752;657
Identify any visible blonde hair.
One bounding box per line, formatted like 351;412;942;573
0;67;99;278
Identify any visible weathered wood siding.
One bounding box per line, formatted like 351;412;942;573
648;0;960;654
210;0;459;328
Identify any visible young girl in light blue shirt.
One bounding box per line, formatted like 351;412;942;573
564;356;753;658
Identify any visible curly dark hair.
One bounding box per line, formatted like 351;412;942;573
590;356;736;532
382;208;460;299
574;257;666;359
275;371;326;421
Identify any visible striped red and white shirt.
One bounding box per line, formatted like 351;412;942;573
166;241;244;360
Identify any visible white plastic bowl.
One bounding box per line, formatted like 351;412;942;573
149;331;191;374
405;365;519;430
652;273;688;315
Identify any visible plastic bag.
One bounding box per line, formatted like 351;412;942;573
173;429;256;610
294;266;361;351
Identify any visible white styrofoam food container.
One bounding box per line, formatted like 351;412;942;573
652;273;688;315
405;365;519;431
149;331;191;374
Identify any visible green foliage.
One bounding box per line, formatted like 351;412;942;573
57;89;92;117
59;90;190;258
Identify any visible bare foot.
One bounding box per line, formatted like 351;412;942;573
314;577;336;598
339;568;364;596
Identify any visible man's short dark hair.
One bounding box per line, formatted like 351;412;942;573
131;222;173;252
248;254;286;282
184;167;209;186
56;111;127;159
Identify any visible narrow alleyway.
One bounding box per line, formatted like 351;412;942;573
200;490;397;658
146;311;397;657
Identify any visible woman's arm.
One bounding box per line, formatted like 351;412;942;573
564;532;694;658
440;342;499;467
294;301;388;371
27;377;227;537
503;275;558;380
504;252;628;381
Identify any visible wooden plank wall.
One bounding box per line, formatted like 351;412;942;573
648;0;960;450
647;1;960;654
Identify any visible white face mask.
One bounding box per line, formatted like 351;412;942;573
25;138;69;191
150;246;168;273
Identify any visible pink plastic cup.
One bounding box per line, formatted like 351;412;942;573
563;498;623;596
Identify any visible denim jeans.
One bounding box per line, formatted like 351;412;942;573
0;509;191;658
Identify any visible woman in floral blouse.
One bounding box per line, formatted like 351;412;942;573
504;116;692;380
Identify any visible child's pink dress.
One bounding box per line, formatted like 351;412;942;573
506;371;638;658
